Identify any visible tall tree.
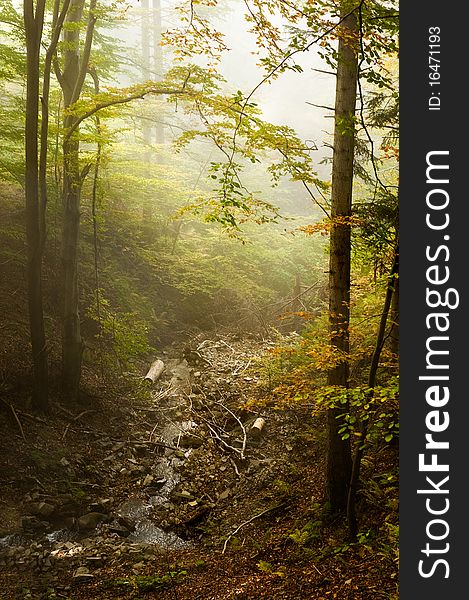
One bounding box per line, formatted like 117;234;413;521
152;0;164;145
39;0;71;251
55;0;97;401
23;0;48;411
326;3;359;512
140;0;153;220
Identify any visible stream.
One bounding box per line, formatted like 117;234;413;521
0;410;196;554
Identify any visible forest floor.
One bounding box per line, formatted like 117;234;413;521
0;333;399;600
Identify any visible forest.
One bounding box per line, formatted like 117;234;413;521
0;0;399;598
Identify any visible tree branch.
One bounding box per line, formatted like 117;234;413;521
64;86;189;142
71;0;97;105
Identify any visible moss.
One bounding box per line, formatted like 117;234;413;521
112;571;187;594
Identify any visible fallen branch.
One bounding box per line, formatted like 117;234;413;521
215;400;247;459
229;457;241;478
222;505;283;554
1;398;26;441
206;421;244;458
217;339;236;353
146;440;183;452
233;358;252;376
62;410;95;440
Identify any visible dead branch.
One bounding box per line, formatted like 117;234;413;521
229;457;241;478
149;422;159;442
222;505;283;554
233;358;252;376
0;398;26;442
205;421;245;459
214;400;247;459
217;339;236;353
62;410;95;440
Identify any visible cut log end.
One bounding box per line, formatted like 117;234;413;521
144;359;165;383
250;417;265;439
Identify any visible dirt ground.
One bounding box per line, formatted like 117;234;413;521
0;334;399;600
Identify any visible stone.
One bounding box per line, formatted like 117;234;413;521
77;513;109;530
21;516;46;532
108;524;131;537
27;502;55;518
143;474;154;487
179;433;204;448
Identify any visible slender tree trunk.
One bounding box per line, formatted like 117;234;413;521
389;266;399;355
39;0;71;251
292;273;302;332
89;67;104;379
347;248;399;537
152;0;164;145
61;132;83;399
326;6;359;513
141;0;153;221
24;0;48;411
58;0;97;401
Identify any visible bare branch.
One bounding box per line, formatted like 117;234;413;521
222;505;284;554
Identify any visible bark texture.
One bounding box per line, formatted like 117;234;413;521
24;0;48;411
326;6;359;512
58;0;97;400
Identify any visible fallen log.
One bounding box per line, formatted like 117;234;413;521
250;417;265;439
144;359;165;383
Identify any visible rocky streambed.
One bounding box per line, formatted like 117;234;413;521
0;335;283;597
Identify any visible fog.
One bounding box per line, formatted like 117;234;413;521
110;0;336;184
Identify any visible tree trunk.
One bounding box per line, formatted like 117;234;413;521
152;0;164;145
347;248;399;537
61;133;83;399
141;0;153;221
39;0;71;252
24;0;49;411
58;0;96;401
326;6;358;513
389;265;399;356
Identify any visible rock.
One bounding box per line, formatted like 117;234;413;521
112;442;126;452
27;501;55;518
144;480;167;495
56;498;81;518
133;445;148;457
117;515;135;530
21;516;47;533
108;524;131;537
77;513;108;531
143;474;154;487
179;433;204;448
63;517;76;529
